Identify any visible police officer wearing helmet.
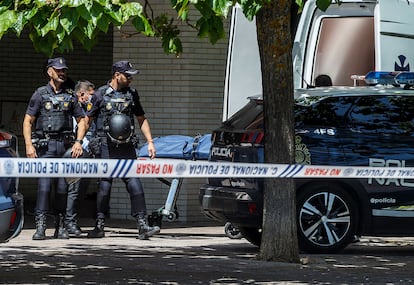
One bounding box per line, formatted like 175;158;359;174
86;60;160;240
22;57;86;240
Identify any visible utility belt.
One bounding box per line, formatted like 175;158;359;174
44;132;74;142
32;131;74;148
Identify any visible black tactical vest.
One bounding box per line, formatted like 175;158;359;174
96;86;135;135
35;86;75;134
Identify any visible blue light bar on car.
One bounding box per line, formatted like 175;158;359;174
364;71;398;85
395;72;414;85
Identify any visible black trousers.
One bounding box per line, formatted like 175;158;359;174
66;179;88;223
96;140;147;220
35;139;69;215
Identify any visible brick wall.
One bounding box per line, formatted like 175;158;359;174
109;1;229;223
0;3;230;225
0;30;114;213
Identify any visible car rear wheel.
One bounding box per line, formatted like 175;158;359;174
239;227;261;246
297;183;358;253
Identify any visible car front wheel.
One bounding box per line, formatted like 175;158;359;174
297;183;358;253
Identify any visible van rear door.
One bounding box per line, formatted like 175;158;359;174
375;0;414;72
293;1;376;88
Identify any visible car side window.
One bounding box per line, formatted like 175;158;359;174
297;96;355;128
348;95;414;135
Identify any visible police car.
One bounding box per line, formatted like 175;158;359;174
0;131;23;243
199;72;414;253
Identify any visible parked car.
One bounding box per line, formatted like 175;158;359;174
0;130;23;242
199;83;414;253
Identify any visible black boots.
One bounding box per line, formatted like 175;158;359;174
32;213;47;240
54;213;69;239
33;213;70;240
87;217;160;239
87;218;105;238
137;216;160;240
65;221;82;237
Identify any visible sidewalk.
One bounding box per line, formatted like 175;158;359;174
2;219;414;284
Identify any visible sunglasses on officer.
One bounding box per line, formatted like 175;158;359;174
116;72;133;79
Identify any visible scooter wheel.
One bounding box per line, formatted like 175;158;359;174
167;212;177;221
224;222;243;239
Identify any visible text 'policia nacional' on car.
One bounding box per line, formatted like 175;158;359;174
0;131;23;242
199;71;414;254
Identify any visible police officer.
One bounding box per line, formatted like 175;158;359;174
86;60;160;240
22;57;86;240
64;80;95;237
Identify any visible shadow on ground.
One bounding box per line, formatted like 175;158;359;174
2;225;414;284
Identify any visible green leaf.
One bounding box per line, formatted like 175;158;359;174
161;33;182;56
212;0;232;17
196;18;209;38
176;0;189;20
59;0;90;8
56;36;74;53
78;4;92;21
94;0;110;6
60;7;79;34
316;0;332;11
79;32;99;51
34;0;53;8
30;30;56;57
105;6;123;25
81;19;96;39
40;14;59;37
56;24;66;43
132;15;154;36
239;0;262;21
0;1;12;15
0;10;17;37
120;2;142;22
20;0;36;5
295;0;305;13
13;9;38;35
96;14;110;33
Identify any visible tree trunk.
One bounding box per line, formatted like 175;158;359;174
256;0;300;262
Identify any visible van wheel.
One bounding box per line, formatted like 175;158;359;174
238;227;261;246
297;183;358;253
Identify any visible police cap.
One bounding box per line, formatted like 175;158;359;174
112;61;139;75
47;57;68;69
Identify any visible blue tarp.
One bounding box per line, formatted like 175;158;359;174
137;134;211;160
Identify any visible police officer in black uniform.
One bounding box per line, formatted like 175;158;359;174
86;60;160;240
64;80;95;237
22;57;86;240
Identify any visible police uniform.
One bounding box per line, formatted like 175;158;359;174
26;82;84;238
86;82;159;239
65;97;96;237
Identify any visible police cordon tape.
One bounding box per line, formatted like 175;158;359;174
1;157;414;179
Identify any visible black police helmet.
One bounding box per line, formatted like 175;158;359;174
107;113;133;143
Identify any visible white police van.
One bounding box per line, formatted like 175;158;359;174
201;0;414;253
224;0;414;120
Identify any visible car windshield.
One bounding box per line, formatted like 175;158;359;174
223;99;263;130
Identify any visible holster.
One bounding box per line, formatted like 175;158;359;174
88;137;102;156
31;132;48;150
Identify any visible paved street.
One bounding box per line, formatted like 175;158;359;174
1;219;414;284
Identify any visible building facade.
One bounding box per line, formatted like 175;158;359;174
0;2;230;224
